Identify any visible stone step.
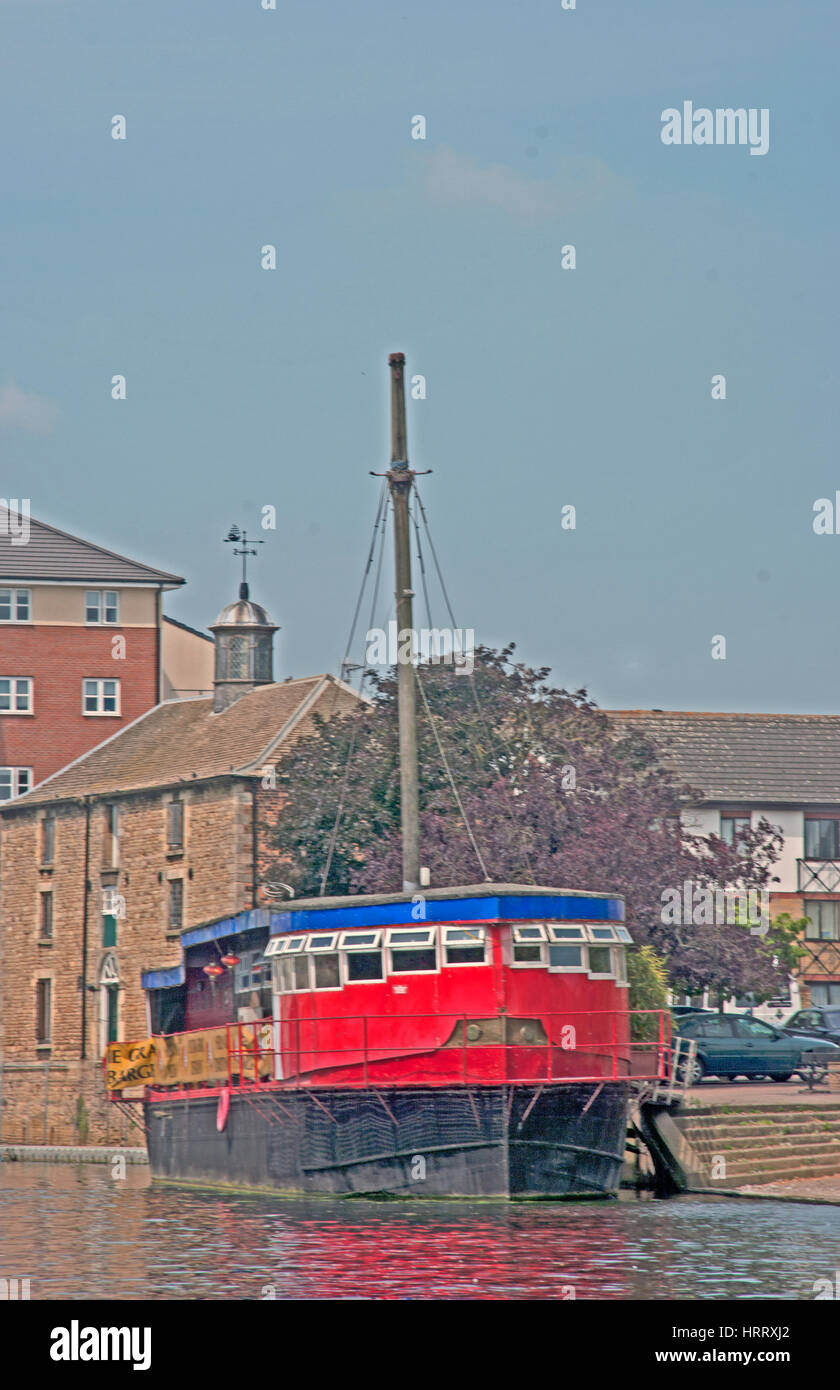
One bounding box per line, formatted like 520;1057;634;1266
693;1144;840;1169
711;1163;840;1190
722;1150;840;1177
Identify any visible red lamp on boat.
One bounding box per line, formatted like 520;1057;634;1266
220;954;241;969
203;963;224;978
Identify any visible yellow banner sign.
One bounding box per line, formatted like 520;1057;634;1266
105;1039;157;1091
106;1025;273;1091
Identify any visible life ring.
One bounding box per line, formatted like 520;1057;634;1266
216;1087;231;1132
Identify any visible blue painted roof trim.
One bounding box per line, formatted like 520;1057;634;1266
180;907;271;950
141;964;185;990
268;892;623;936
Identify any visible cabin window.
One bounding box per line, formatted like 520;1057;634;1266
313;953;341;989
512;923;546;966
293;955;311;991
444;926;486;965
274;958;294;993
548;925;586;942
387;927;437;974
306;933;338;952
341;930;384;983
613;947;627;983
587;946;613;976
615;926;633;944
548;945;583;970
588;926;617;942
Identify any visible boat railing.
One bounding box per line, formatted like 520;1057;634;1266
107;1009;676;1096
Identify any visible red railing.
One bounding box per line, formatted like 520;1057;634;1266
140;1009;672;1097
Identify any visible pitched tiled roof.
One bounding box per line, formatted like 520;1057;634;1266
608;710;840;805
7;675;364;807
0;509;184;585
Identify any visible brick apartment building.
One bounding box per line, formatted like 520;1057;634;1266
0;583;362;1144
0;509;213;796
609;711;840;1010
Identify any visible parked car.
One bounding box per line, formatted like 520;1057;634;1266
669;1005;713;1017
673;1012;840;1085
781;1006;840;1049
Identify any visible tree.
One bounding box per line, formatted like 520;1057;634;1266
262;646;785;993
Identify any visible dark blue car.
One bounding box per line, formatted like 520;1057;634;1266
674;1012;840;1084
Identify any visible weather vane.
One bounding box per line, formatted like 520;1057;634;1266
224;524;264;597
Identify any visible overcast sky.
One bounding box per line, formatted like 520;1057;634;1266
2;1;837;712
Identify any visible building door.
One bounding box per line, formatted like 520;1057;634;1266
100;953;120;1054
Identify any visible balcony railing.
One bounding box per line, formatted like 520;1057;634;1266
797;859;840;893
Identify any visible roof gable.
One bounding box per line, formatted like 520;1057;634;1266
0;508;184;585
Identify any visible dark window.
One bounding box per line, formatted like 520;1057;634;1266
588;946;613;974
734;1017;777;1039
41;816;55;863
548;945;582;969
721;816;751;852
693;1017;734;1038
167;797;184;849
103;804;119;867
103;913;117;948
313;953;340;989
36;979;51;1043
805;819;839;860
391;947;436;973
292;955;310;991
345;950;383;982
168;879;183;931
446;944;485;964
39;892;53;940
513;944;543;964
824;1011;840;1029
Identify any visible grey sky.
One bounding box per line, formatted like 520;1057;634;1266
2;0;837;712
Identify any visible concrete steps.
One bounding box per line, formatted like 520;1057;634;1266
670;1104;840;1190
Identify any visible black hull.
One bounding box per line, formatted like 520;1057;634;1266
146;1083;630;1198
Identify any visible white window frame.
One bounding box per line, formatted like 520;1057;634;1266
443;925;487;966
0;677;33;713
587;925;618;943
612;945;628;985
387;926;438;975
0;766;33;800
340;929;384;984
310;948;342;992
0;588;31;622
82;678;120;716
546;943;587;973
85;590;119;625
548;924;587;943
586;943;616;979
266;934;307;956
511;923;547;968
305;933;339;952
339;929;382;950
615;926;633;944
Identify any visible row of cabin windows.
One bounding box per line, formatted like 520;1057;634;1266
270;924;630;993
0;677;121;716
0;589;120;624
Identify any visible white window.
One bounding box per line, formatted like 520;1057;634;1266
587;925;618;943
548;925;587;942
305;933;338;951
547;944;585;971
0;588;30;622
511;922;547;966
85;590;119;624
0;677;33;712
265;934;307;956
387;926;437;974
613;946;628;983
615;926;633;944
340;929;383;983
443;926;486;965
587;945;615;977
0;767;32;800
83;679;120;715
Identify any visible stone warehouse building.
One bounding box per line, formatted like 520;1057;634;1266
610;711;840;1009
0;584;361;1144
0;508;213;794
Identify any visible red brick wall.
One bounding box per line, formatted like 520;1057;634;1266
0;626;158;784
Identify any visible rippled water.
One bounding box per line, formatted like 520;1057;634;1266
0;1164;838;1300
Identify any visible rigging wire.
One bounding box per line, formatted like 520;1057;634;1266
413;482;536;884
414;663;492;882
340;483;387;685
